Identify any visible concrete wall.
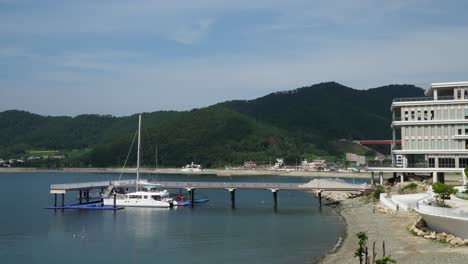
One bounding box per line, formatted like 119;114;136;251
417;211;468;239
380;193;397;211
391;193;429;211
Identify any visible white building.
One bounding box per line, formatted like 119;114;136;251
391;81;468;169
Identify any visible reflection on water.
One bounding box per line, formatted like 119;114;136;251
1;172;347;264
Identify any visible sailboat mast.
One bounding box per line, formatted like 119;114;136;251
136;114;142;191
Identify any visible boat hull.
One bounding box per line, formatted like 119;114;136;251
103;198;173;208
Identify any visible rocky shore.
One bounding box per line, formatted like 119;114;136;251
300;179;365;201
319;199;468;264
408;217;468;246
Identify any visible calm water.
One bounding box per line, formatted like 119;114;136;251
0;173;368;264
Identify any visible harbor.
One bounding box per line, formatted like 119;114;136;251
1;172;348;264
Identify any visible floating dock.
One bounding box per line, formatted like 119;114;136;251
46;202;124;210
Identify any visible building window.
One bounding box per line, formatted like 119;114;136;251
430;110;434;120
438;158;455;168
428;158;435;168
411;111;415;120
465;109;468;119
404;111;408;121
459;129;462;135
460;158;468;168
457;89;462;99
465;90;468;99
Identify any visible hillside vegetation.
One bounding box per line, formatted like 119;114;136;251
0;82;424;167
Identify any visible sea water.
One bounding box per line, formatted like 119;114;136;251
0;172;368;264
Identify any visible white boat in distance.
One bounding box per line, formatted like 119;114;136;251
182;162;202;172
103;115;176;208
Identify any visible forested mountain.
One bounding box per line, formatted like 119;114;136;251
0;82;424;167
219;82;424;140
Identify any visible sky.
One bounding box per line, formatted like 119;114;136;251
1;0;467;116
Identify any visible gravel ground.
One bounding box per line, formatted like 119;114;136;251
319;198;468;264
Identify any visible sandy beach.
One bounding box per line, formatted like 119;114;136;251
319;198;468;264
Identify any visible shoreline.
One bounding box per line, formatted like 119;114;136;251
315;202;349;264
0;167;372;178
319;198;468;264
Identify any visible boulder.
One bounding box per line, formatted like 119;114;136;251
450;238;463;246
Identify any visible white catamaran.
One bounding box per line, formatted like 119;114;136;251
103;114;176;208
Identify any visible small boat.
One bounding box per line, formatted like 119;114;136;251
103;115;176;208
181;162;202;172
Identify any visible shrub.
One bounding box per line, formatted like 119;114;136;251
432;182;458;206
398;182;418;194
376;256;397;264
372;186;385;200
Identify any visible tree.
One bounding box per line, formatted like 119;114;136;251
354;232;368;264
432;182;458;206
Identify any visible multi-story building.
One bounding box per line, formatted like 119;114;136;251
391;81;468;169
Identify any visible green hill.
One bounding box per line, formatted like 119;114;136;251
0;82;424;167
219;82;424;140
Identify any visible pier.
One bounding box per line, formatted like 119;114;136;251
49;179;373;210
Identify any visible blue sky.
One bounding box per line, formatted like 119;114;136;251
1;0;467;116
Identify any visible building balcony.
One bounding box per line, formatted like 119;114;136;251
390;96;466;111
392;119;468;127
393;96;454;103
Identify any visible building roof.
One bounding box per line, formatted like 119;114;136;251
425;81;468;96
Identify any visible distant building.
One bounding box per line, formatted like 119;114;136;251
312;158;326;170
301;160;313;171
243;160;257;169
273;158;284;169
302;158;326;170
346;153;366;166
